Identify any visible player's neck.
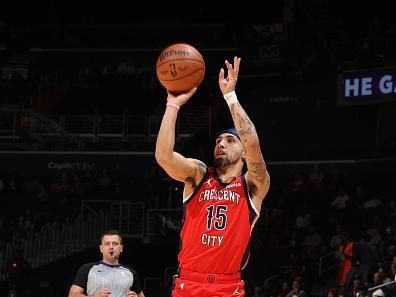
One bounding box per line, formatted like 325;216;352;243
215;166;242;183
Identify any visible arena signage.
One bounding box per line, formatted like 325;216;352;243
338;66;396;105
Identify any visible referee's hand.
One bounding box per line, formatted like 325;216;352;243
127;291;138;297
96;288;111;297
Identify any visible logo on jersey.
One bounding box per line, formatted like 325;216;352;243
205;178;213;187
232;285;243;295
226;182;242;189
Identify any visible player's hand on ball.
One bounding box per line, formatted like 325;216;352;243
167;88;197;107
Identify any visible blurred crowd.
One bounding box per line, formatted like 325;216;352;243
0;160;395;297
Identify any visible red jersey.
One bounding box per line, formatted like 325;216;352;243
178;167;260;274
336;241;355;286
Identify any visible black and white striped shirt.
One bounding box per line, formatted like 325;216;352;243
73;261;142;297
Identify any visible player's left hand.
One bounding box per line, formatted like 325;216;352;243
219;56;241;95
167;87;197;107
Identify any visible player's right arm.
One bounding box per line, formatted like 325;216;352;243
155;89;206;184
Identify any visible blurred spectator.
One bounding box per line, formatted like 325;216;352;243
6;173;19;193
355;233;379;284
336;232;357;293
308;163;324;193
285;280;307;297
367;272;389;297
372;288;385;297
276;281;291;297
252;284;266;297
388;256;396;280
356;287;368;297
377;267;392;283
382;244;396;274
366;226;383;254
295;207;311;231
302;226;323;259
15;208;35;238
362;199;382;208
288;173;308;195
327;287;339;297
330;224;345;250
330;188;350;209
352;184;367;206
325;163;341;194
346;274;362;297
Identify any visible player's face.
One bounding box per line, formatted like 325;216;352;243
214;133;244;168
100;235;123;263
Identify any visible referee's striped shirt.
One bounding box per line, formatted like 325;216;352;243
72;261;142;297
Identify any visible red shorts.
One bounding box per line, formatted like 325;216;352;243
171;269;245;297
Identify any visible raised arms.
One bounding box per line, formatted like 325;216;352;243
218;57;270;208
155;89;206;192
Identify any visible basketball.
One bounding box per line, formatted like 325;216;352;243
156;43;205;93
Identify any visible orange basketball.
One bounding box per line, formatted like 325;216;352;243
156;43;205;93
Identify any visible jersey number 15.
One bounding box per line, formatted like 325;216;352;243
206;205;228;230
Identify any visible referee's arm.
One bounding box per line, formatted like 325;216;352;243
69;285;111;297
68;284;86;297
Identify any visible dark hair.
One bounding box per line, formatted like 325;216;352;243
213;127;246;171
100;230;123;244
215;128;240;140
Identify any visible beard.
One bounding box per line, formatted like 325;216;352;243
215;156;235;168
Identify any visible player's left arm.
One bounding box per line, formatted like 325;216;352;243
230;103;270;210
219;57;270;210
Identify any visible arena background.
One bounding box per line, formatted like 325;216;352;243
1;1;396;297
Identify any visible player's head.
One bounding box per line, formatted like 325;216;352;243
214;128;245;169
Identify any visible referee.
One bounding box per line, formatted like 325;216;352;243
68;230;145;297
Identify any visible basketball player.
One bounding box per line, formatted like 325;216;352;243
68;230;145;297
155;56;270;297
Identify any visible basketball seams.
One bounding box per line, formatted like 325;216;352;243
190;48;204;60
159;69;204;82
156;58;205;68
156;43;205;92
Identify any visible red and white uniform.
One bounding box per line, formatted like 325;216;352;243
178;167;259;274
172;168;260;297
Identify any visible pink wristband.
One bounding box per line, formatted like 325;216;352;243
166;102;180;110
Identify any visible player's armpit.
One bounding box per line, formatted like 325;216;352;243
158;153;206;185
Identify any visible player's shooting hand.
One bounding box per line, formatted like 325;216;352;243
167;88;197;107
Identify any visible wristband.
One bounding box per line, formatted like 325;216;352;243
223;91;238;105
166;102;180;110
